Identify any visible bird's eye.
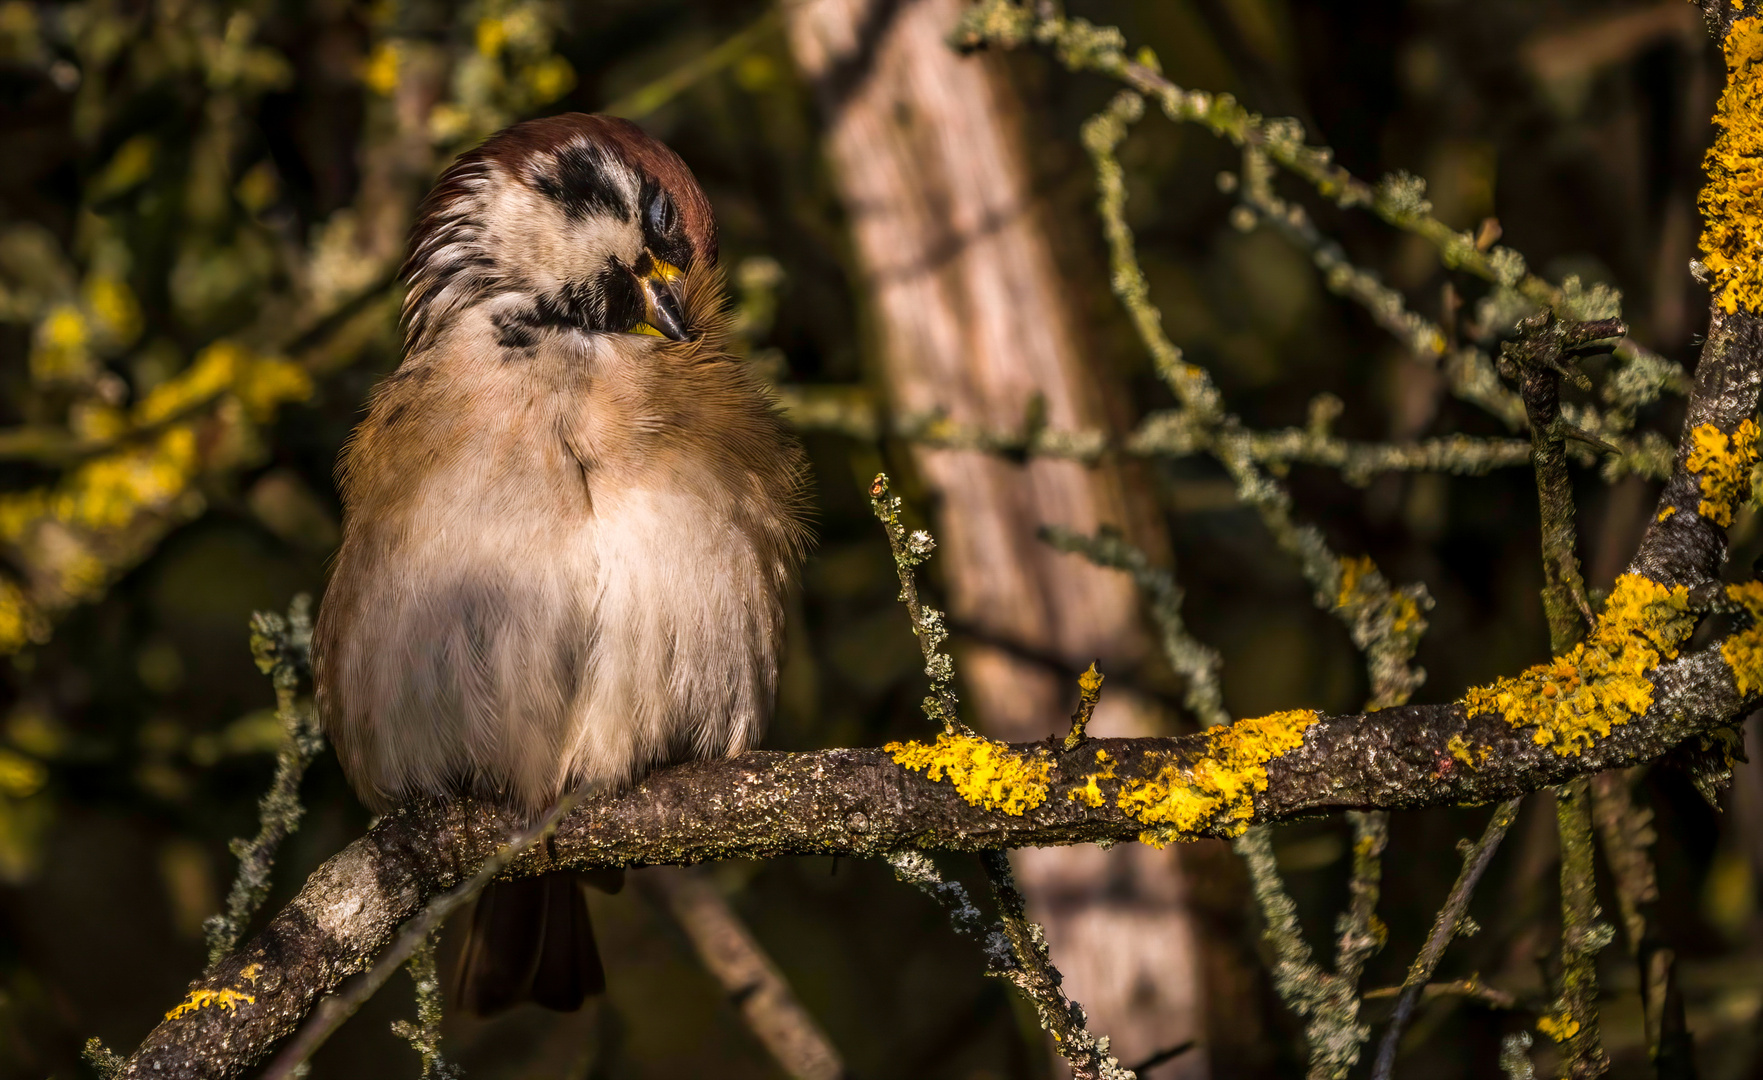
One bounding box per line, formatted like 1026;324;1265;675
646;192;675;239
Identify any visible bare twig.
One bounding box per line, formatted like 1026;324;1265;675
1361;976;1519;1011
1370;798;1522;1080
640;868;846;1080
1588;769;1698;1077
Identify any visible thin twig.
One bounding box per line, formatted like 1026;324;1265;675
869;479;1132;1077
204;596;322;968
1361;976;1519;1011
388;929;458;1078
1063;662;1104;750
1587;769;1698;1078
640;868;846;1080
1370;798;1523;1080
1550;779;1614;1078
868;473;966;735
982;852;1140;1080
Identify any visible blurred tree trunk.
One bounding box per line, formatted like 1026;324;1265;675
786;2;1238;1074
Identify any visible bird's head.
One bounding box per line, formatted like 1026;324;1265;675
401;113;718;354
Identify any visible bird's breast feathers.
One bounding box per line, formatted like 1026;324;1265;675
316;324;805;816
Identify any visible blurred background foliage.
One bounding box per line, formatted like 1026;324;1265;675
0;0;1758;1077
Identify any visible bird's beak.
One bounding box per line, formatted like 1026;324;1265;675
634;257;690;341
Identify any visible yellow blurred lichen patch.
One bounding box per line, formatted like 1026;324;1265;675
1657;506;1677;523
1113;709;1319;846
1700;15;1763;314
887;734;1052;816
82;275;142;348
1723;580;1763;696
135;340;311;427
1462;574;1695;756
0;749;46;798
524;56;576;105
0;578;41;654
1537;1013;1580;1043
0;426;201;546
363;40;401;95
31;304;90;383
1685;420;1760;527
1336;554;1374;608
165;986;255;1021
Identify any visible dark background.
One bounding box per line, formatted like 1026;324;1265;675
1;1;1757;1077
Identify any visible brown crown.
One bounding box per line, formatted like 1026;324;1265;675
410;113;718;271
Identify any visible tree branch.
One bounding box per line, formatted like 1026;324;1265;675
120;633;1757;1079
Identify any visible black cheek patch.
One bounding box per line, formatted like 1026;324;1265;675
589;264;643;333
491;306;542;350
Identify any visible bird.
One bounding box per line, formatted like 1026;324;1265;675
312;113;810;1015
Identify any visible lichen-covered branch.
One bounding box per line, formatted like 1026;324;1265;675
388;930;458;1079
1547;779;1614;1078
870;476;1129;1076
869;474;966;736
778;383;1552;482
257;782;590;1080
885;850;1133;1080
116;626;1763;1080
202;597;322;966
955;1;1589;316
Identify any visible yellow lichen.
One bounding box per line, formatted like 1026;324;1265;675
31;304;90;383
83;275;142;348
1723;580;1763;696
1337;554;1375;608
1700;15;1763;314
135;340;311;427
1067;747;1116;808
1113;709;1320;847
0;578;39;654
887;734;1052;816
1657;506;1677;523
363;40;401;95
1445;733;1489;768
1685;420;1760;527
1462;574;1695;756
0;749;46;799
165;987;255;1021
1536;1013;1580;1043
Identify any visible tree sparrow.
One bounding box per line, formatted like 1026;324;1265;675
313;113;809;1014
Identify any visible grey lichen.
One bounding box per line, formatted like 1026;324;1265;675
204;595;323;967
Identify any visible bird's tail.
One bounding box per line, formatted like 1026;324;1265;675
455;870;614;1015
